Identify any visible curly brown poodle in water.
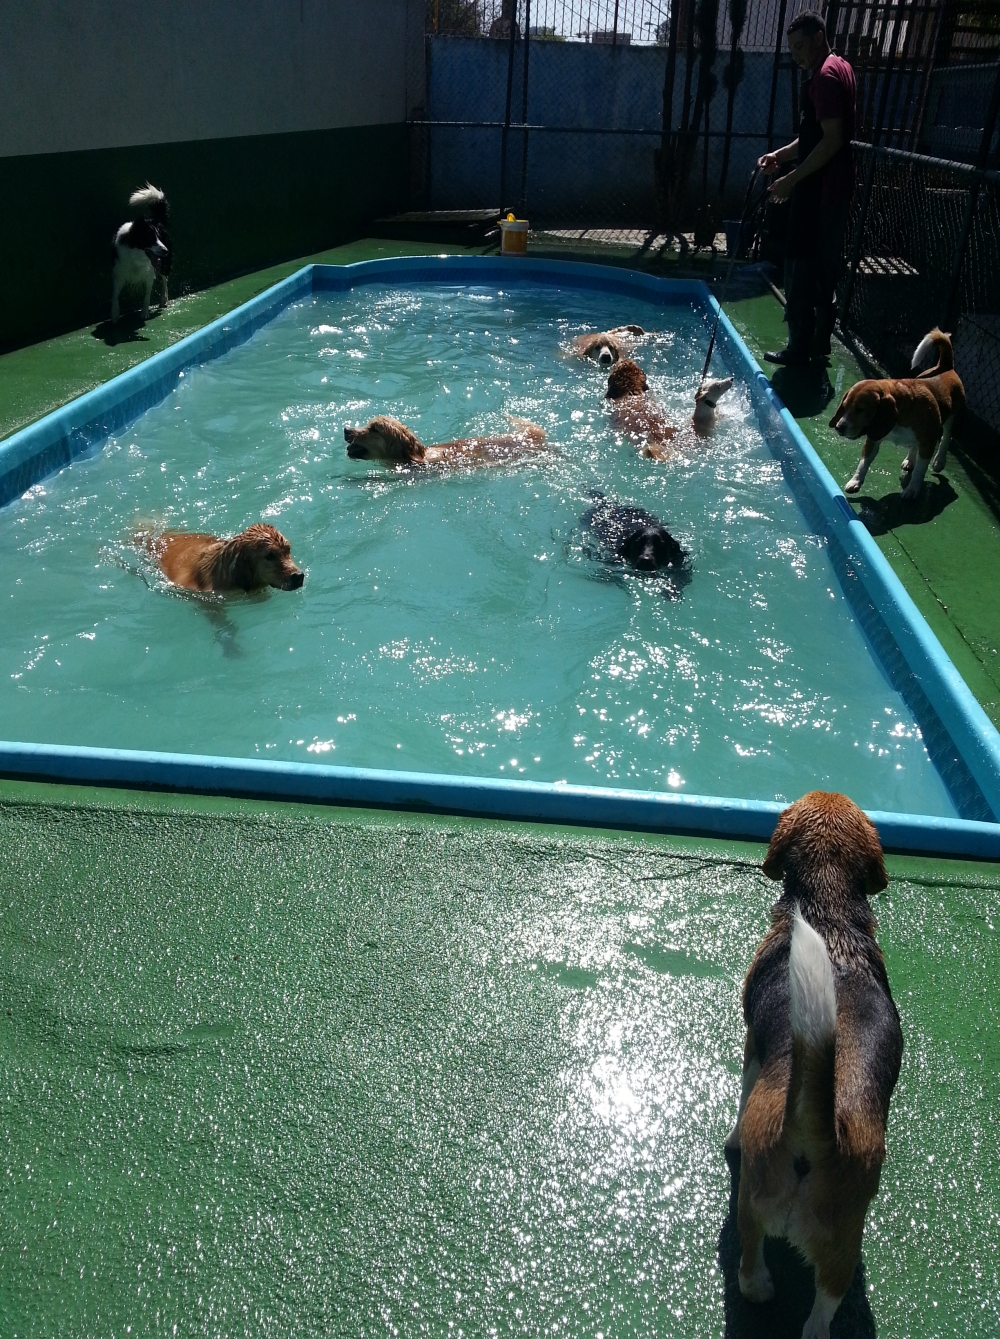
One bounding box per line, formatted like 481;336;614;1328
136;522;304;593
344;415;547;469
606;360;733;460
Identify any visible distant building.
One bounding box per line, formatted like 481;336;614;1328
590;30;632;44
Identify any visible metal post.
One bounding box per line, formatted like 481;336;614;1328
499;3;519;212
839;3;907;332
612;0;620;46
518;0;531;213
908;0;945;152
680;0;696;137
656;0;683;231
661;0;681;142
765;0;789;151
943;60;1000;330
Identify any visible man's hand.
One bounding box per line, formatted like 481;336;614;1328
769;171;797;201
757;151;780;176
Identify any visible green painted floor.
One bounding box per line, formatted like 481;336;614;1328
1;782;998;1338
2;237;1000;1336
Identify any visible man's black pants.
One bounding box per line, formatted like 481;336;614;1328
783;202;851;356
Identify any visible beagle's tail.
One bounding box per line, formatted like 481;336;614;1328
787;906;837;1136
911;327;953;377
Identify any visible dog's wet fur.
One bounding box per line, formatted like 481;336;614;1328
571;324;646;366
135;522;304;593
583;492;687;579
344;415;547;469
605;360;733;457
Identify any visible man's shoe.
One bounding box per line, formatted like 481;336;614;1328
764;347;810;367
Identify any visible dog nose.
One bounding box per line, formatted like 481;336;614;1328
286;570;304;589
599;350;612;366
344;426;356;443
636;548;658;570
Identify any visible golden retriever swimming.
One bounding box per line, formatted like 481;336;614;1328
606;360;733;459
571;324;646;367
136;522;304;593
344;415;547;468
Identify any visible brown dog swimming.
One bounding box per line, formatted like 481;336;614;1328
830;329;964;500
571;325;646;367
728;791;902;1339
606;360;733;459
344;415;547;469
137;522;304;593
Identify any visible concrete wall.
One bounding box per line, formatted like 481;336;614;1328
0;1;424;349
425;36;799;225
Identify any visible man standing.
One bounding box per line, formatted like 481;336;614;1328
758;10;857;366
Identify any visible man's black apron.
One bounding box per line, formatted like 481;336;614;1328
784;72;824;261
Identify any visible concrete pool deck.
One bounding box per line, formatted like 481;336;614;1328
1;238;999;1336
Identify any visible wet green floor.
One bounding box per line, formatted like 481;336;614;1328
2;238;1000;1336
1;783;998;1338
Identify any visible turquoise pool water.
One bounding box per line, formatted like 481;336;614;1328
1;283;957;815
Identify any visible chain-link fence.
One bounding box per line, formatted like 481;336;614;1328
419;0;826;230
839;144;1000;431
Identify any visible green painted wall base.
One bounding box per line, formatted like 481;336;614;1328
0;123;408;352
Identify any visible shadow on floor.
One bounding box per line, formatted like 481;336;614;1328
91;314;155;346
770;364;837;419
853;474;959;534
717;1148;877;1339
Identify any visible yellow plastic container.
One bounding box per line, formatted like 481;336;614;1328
500;214;529;256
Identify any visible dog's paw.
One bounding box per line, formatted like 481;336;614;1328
843;478;861;495
900;481;922;501
800;1317;832;1339
739;1264;775;1304
931;455;947;474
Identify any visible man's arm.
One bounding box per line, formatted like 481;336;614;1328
758;139;799;175
769;118;843;199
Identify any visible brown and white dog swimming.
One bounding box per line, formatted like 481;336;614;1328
605;359;733;459
830;329;964;500
571;325;646;367
344;415;547;469
728;791;902;1339
136;523;304;593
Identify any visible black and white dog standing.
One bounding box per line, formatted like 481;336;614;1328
111;185;172;324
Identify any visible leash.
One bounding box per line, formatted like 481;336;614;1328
701;167;763;383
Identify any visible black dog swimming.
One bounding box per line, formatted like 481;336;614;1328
582;493;689;594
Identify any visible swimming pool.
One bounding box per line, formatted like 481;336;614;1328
3;258;1000;851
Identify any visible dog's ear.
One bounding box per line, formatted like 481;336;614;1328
829;391;849;429
859;815;888;895
867;391;898;441
865;849;889;896
762;803;799;880
228;543;257;592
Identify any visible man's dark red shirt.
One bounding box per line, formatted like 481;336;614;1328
806;52;857;206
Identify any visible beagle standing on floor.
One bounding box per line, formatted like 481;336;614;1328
727;791;902;1339
830;329;964;500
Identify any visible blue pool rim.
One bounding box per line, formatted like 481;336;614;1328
2;254;1000;860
